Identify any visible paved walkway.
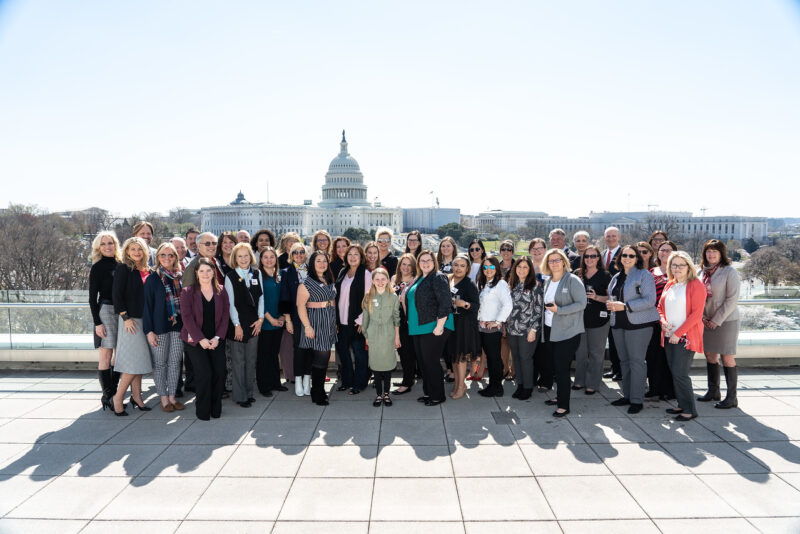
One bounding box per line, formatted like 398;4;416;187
1;369;799;533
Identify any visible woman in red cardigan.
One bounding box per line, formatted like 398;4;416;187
657;251;707;421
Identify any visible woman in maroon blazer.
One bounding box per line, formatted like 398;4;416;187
181;258;231;420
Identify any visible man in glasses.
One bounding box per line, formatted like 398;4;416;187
182;232;221;286
549;228;579;270
602;226;623;381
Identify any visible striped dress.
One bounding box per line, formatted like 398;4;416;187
299;278;338;352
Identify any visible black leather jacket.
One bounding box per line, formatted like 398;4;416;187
413;272;452;325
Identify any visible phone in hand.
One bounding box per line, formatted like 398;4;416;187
544;302;555;308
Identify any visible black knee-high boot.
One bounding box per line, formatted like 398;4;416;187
715;366;738;409
697;362;721;402
98;369;114;410
310;367;329;406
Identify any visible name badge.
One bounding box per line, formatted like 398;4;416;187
600;311;608;318
562;288;569;293
450;287;458;294
251;279;258;286
373;299;379;307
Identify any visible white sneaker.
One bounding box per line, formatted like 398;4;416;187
294;377;304;397
303;375;311;396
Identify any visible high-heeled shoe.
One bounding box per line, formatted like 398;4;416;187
112;398;128;417
131;401;152;411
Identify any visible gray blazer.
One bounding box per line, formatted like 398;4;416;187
608;267;660;326
703;265;740;325
540;273;587;342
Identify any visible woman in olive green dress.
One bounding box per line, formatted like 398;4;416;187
361;268;401;406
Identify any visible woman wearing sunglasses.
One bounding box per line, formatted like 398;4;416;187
476;255;513;397
606;246;660;414
280;242;311;396
467;238;486;282
376;227;398;278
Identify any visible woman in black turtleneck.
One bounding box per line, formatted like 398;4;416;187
89;231;122;411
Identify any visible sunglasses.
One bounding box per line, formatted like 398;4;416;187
292;250;306;255
500;247;513;252
377;238;391;243
620;253;637;259
583;254;599;259
469;247;483;252
200;241;217;247
482;265;496;270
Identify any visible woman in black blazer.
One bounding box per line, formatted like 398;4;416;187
406;250;454;406
334;244;371;394
111;237;153;416
280;242;311;396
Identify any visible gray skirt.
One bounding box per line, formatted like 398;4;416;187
98;304;118;349
703;319;740;355
114;317;153;374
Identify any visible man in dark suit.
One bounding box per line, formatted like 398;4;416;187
602;226;622;380
549;228;579;269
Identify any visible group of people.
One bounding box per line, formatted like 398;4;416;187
89;221;742;421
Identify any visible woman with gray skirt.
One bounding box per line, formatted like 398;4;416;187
573;245;611;395
697;239;741;409
606;245;660;414
111;237;154;416
658;251;707;421
143;243;186;413
506;256;542;400
89;231;122;411
224;243;265;408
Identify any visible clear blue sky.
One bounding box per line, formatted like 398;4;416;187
1;0;799;218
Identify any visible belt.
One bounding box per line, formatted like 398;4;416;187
306;300;334;309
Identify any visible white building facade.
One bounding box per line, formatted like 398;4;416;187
201;132;402;237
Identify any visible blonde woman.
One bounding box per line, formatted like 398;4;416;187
392;253;419;394
375;227;398;277
224;243;265;408
111;237;153;415
364;241;381;272
143;243;185;412
361;268;401;406
278;232;302;270
89;231;121;410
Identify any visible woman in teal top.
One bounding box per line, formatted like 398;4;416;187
257;247;287;396
406;250;454;406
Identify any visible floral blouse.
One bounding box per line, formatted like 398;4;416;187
506;282;543;337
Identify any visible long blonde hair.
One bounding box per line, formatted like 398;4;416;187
90;231;121;264
121;237;150;271
362;268;391;314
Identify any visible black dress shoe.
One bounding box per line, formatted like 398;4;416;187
237;401;251;408
262;390;273;397
611;374;623;381
477;389;494;397
373;396;383;407
274;385;289;392
603;371;614;379
392;387;411;395
417;396;430;403
674;413;697;421
627;403;643;414
665;408;684;414
610;398;630;406
444;374;455;383
544;399;557;406
553;409;569;418
336;385;349;392
248;397;256;403
424;398;444;406
571;385;583;391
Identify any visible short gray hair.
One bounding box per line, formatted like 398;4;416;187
573;230;590;240
549;228;566;238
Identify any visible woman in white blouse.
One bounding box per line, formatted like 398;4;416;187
476;255;513;397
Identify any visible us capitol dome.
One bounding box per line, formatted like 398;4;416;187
201;131;402;236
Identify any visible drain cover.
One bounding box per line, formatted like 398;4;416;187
491;410;520;424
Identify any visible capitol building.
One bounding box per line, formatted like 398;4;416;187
201;132;402;237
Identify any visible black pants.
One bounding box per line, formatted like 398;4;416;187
310;350;330;402
645;327;674;397
336;323;368;390
608;329;621;375
373;370;391;396
480;331;504;392
397;322;417;388
413;331;451;402
533;338;554;389
257;328;283;394
291;325;312;376
185;340;226;420
543;328;581;410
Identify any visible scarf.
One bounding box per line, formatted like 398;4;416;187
158;267;182;326
294;262;308;282
702;264;719;298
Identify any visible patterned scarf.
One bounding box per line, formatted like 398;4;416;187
295;262;308;282
701;264;719;298
158;267;182;326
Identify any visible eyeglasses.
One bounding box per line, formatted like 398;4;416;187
671;264;688;269
638;250;650;256
547;258;563;264
407;238;419;242
200;241;217;247
620;253;637;259
651;237;666;243
500;247;513;252
469;247;483;253
377;238;391;243
530;247;545;252
482;265;496;270
419;258;434;264
583;254;599;259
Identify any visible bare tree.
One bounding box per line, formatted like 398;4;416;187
743;247;800;287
